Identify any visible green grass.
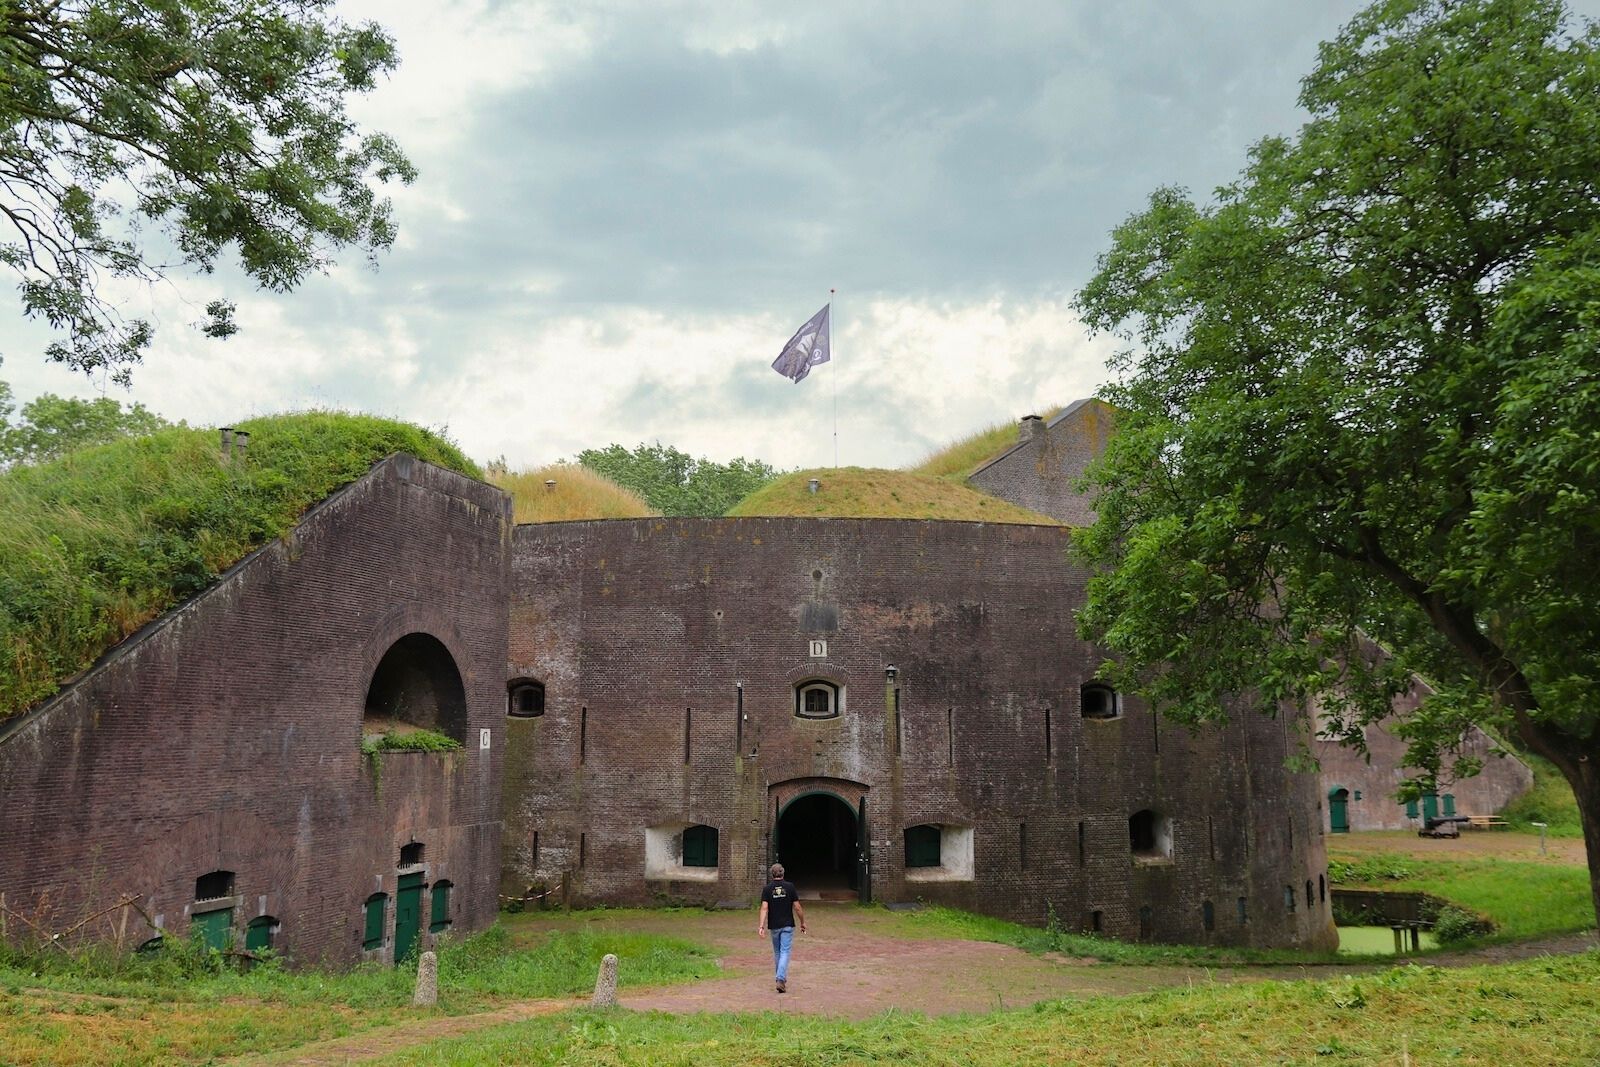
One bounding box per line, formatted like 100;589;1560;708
908;406;1064;480
0;411;479;720
1328;853;1592;941
368;953;1600;1066
0;923;719;1066
490;463;657;523
1501;754;1584;837
726;467;1059;524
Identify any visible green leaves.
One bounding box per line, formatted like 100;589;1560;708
0;1;414;381
1073;0;1600;862
577;443;785;517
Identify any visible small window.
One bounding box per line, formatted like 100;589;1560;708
1089;909;1103;933
1237;896;1248;924
1202;900;1215;932
430;881;453;933
1404;798;1419;819
1081;683;1120;720
682;825;719;868
1306;880;1314;908
1128;809;1172;861
795;680;840;719
1138;905;1153;940
195;870;234;902
1442;793;1456;817
245;916;278;953
508;680;545;718
363;893;387;950
1319;874;1326;903
904;825;942;868
1284;885;1296;913
400;842;424;867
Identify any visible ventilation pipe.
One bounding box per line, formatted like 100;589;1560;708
233;430;250;458
1019;415;1044;442
544;479;557;492
219;427;233;461
807;478;821;494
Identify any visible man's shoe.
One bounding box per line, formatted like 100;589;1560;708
776;978;787;993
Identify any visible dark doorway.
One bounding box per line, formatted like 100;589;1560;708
776;793;858;898
364;633;468;742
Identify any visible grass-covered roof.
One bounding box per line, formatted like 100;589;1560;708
492;463;657;523
0;412;479;721
725;467;1059;524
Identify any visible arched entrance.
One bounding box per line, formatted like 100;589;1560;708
776;792;860;899
1329;787;1350;833
363;632;468;742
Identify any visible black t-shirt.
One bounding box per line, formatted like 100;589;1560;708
761;879;799;928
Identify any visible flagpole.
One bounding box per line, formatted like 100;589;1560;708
830;287;837;468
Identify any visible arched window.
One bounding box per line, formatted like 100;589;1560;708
508;679;545;718
1081;683;1120;720
245;916;278;953
904;825;942;868
1128;809;1172;861
430;881;453;933
363;893;388;951
795;680;841;719
1283;885;1296;913
682;825;719;868
400;842;424;867
364;633;469;742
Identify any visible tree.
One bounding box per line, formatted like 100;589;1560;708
577;443;784;517
0;0;415;383
0;374;170;465
1073;0;1600;924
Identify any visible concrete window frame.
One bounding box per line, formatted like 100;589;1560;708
902;825;975;883
794;679;843;720
644;823;720;882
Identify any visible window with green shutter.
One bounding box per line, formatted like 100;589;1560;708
1404;798;1419;819
430;881;452;933
904;824;941;868
1442;794;1456;817
682;825;718;867
363;893;387;950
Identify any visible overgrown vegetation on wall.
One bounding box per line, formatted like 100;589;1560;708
577;442;783;516
490;464;657;523
0;412;479;720
727;467;1059;524
908;405;1062;480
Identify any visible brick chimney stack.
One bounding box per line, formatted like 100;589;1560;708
1019;415;1043;442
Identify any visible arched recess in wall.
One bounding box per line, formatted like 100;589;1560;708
363;632;469;742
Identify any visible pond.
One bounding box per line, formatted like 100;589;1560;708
1336;925;1440;955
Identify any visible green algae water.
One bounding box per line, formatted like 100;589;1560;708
1337;925;1440;955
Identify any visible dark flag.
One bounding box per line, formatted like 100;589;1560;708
771;304;831;383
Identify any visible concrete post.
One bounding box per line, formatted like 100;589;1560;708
413;950;438;1006
591;952;619;1008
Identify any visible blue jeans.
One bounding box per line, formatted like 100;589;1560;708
769;926;794;981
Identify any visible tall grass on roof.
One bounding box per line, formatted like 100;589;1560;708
909;406;1064;480
491;464;657;523
726;467;1060;524
0;412;478;720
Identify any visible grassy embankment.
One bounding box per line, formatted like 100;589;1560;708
727;467;1057;524
0;412;479;721
368;953;1600;1066
907;405;1063;480
490;464;656;523
0;921;717;1067
1501;753;1584;837
1326;846;1593;942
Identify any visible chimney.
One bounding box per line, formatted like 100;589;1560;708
544;479;557;492
232;430;250;458
219;427;233;461
1019;415;1044;442
807;478;821;494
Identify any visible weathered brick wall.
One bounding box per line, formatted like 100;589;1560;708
1313;685;1534;832
967;400;1115;527
504;517;1335;950
0;456;510;966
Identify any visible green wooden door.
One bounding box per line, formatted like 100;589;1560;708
395;873;424;964
1422;794;1440;823
192;907;233;952
1329;789;1350;833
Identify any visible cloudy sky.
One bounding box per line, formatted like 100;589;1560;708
5;1;1597;471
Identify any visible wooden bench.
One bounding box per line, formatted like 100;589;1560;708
1465;815;1510;830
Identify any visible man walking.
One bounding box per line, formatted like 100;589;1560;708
757;862;806;992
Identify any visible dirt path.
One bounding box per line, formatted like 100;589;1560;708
1327;828;1586;864
227;905;1598;1065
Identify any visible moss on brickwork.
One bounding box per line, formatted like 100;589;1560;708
0;412;480;720
726;467;1059;524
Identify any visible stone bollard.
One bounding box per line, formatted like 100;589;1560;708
413;950;438;1006
591;952;619;1008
